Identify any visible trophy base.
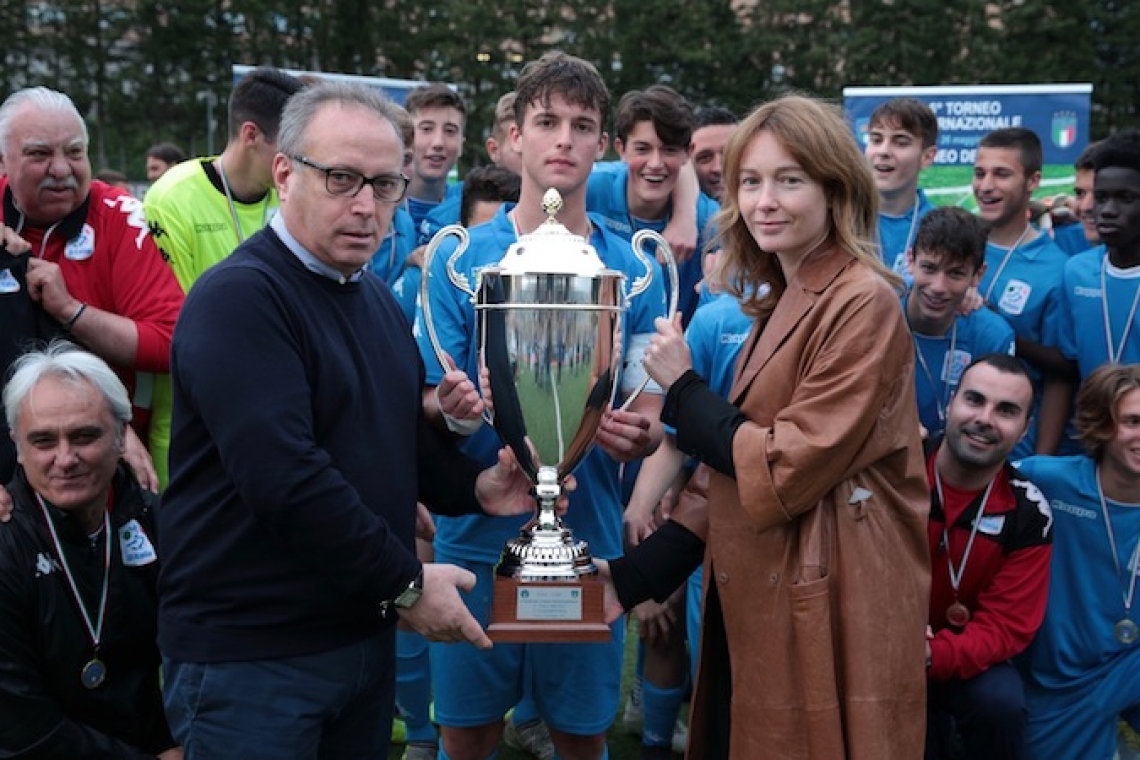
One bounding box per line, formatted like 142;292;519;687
488;575;611;643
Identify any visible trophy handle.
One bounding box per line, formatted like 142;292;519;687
620;229;681;410
420;224;475;378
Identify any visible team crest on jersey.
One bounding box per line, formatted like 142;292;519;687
34;551;62;577
891;251;910;277
1051;112;1078;149
118;519;158;566
65;223;96;260
998;280;1031;316
0;269;20;294
941;349;973;385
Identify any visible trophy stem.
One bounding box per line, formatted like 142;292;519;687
495;465;597;583
535;466;561;532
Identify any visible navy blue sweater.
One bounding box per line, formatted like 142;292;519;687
158;227;485;662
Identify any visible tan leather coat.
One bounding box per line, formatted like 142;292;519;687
673;246;931;760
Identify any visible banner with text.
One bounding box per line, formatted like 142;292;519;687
843;84;1093;207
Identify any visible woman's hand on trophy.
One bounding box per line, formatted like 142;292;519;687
642;313;692;392
592;559;627;625
435;351;484;436
398;563;492;649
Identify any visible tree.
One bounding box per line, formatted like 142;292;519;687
1090;0;1140;134
974;0;1095;85
0;0;35;97
1;0;1135;181
846;0;978;86
576;0;755;116
129;0;233;164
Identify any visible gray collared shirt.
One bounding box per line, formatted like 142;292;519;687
270;213;365;285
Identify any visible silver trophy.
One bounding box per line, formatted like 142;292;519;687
421;189;677;641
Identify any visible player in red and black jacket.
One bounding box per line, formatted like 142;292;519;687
923;353;1054;760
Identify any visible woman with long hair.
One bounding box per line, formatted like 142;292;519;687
605;94;931;760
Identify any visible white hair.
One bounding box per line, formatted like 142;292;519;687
4;340;131;436
0;87;88;157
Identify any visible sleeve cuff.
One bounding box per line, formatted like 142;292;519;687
662;370;746;477
609;519;705;609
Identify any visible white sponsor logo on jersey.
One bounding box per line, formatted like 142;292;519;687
103;195;151;249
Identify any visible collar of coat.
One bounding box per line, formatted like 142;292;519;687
789;243;853;294
730;244;854;403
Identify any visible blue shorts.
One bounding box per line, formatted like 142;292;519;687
431;550;624;736
163;629;395;760
686;566;704;688
1025;646;1140;760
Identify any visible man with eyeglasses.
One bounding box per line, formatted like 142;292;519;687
157;81;545;759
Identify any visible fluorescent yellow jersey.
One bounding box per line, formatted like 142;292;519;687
144;158;278;292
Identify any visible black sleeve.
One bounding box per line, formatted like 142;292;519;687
415;414;488;517
608;519;706;609
661;370;747;477
1006;465;1055;550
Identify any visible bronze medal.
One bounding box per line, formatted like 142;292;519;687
935;470;995;635
946;601;971;628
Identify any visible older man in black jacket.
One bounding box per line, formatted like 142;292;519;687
0;341;179;759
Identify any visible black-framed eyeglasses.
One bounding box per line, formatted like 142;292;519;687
290;155;409;203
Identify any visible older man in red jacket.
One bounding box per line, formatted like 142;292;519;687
0;86;184;485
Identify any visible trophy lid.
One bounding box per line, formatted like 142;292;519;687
496;189;612;277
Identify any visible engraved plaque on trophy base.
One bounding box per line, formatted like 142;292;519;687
488;576;611;643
